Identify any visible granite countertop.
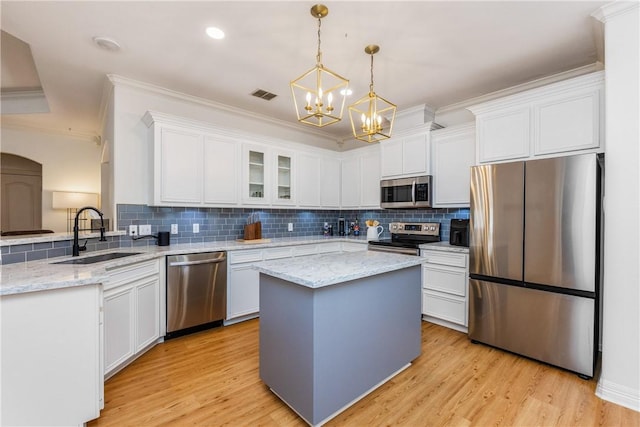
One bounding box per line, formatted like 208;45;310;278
254;251;425;289
419;241;469;254
0;236;368;296
0;231;126;246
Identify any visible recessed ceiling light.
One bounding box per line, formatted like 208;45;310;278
92;36;121;52
340;89;353;96
206;27;225;40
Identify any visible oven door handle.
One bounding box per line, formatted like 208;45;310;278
411;180;416;206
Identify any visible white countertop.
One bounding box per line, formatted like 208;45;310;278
419;241;469;254
254;251;425;289
0;236;368;296
0;231;126;246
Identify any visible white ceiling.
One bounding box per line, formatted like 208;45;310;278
0;1;608;150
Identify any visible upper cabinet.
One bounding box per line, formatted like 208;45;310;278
144;112;240;207
341;146;380;209
431;123;475;208
468;71;604;164
380;124;438;179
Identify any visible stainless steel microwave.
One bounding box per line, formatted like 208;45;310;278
380;175;432;208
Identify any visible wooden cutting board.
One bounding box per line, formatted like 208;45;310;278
235;238;272;244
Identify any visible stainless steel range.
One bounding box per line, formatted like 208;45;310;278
368;222;440;255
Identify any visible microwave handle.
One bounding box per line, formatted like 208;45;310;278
411;180;416;205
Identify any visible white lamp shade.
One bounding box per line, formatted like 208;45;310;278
52;191;99;209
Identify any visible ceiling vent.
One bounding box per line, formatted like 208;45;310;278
251;89;277;101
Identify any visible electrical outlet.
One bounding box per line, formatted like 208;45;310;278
129;225;138;236
288;222;293;232
193;223;200;233
171;224;178;234
139;224;151;235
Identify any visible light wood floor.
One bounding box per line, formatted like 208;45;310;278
89;319;639;426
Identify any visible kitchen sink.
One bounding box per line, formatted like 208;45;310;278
52;252;142;265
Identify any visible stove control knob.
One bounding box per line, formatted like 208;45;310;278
430;226;436;231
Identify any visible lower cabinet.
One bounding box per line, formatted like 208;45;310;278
226;242;367;323
103;259;161;379
421;249;469;333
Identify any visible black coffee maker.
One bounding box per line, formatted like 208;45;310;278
337;217;346;236
449;219;469;247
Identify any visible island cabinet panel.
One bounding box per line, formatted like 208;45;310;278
1;285;102;426
469;71;604;164
259;265;421;426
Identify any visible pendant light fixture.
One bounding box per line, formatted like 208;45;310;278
349;45;397;143
290;4;349;128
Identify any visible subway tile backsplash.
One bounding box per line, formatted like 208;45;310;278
116;204;469;248
0;205;469;264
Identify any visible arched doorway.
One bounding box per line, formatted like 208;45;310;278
1;153;43;233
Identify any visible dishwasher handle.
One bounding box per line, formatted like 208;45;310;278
168;256;226;267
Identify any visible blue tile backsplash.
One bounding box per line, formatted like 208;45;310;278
116;204;469;247
0;204;469;264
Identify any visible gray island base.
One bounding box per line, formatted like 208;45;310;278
256;251;423;426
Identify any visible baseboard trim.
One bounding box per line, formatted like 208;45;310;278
596;378;640;412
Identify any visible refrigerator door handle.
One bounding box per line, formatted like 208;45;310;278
411;180;416;206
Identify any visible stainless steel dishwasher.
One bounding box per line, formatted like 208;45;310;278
166;251;227;338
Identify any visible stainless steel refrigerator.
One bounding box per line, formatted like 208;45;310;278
468;153;603;378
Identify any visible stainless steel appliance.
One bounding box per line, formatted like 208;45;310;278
368;222;440;255
380;176;432;209
469;153;603;378
166;251;227;338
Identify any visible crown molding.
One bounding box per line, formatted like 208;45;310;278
0;89;50;114
437;63;603;115
1;120;100;145
106;74;339;144
591;1;639;23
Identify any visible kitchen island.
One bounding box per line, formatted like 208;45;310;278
254;251;424;426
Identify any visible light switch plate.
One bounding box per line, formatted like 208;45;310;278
193;223;199;233
139;224;151;235
288;223;293;232
170;224;178;234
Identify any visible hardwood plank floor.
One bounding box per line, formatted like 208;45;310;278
89;320;639;426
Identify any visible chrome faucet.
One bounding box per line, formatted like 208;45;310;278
73;206;107;256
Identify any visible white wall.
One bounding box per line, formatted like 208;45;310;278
594;2;640;412
0;127;102;232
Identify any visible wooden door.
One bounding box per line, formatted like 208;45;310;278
1;153;43;232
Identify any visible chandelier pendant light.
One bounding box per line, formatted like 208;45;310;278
349;45;397;143
290;4;349;128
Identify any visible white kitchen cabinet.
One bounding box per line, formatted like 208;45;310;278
103;259;161;379
273;150;295;206
227;263;261;320
431;123;476;207
1;285;103;426
297;153;321;207
340;156;361;208
341;146;380;209
469;71;604;164
421;249;469;333
380;127;434;179
321;156;341;208
243;145;269;205
144;112;242;207
156;126;203;204
360;149;381;207
203;135;240;205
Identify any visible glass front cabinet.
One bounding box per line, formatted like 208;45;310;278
242;146;294;205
